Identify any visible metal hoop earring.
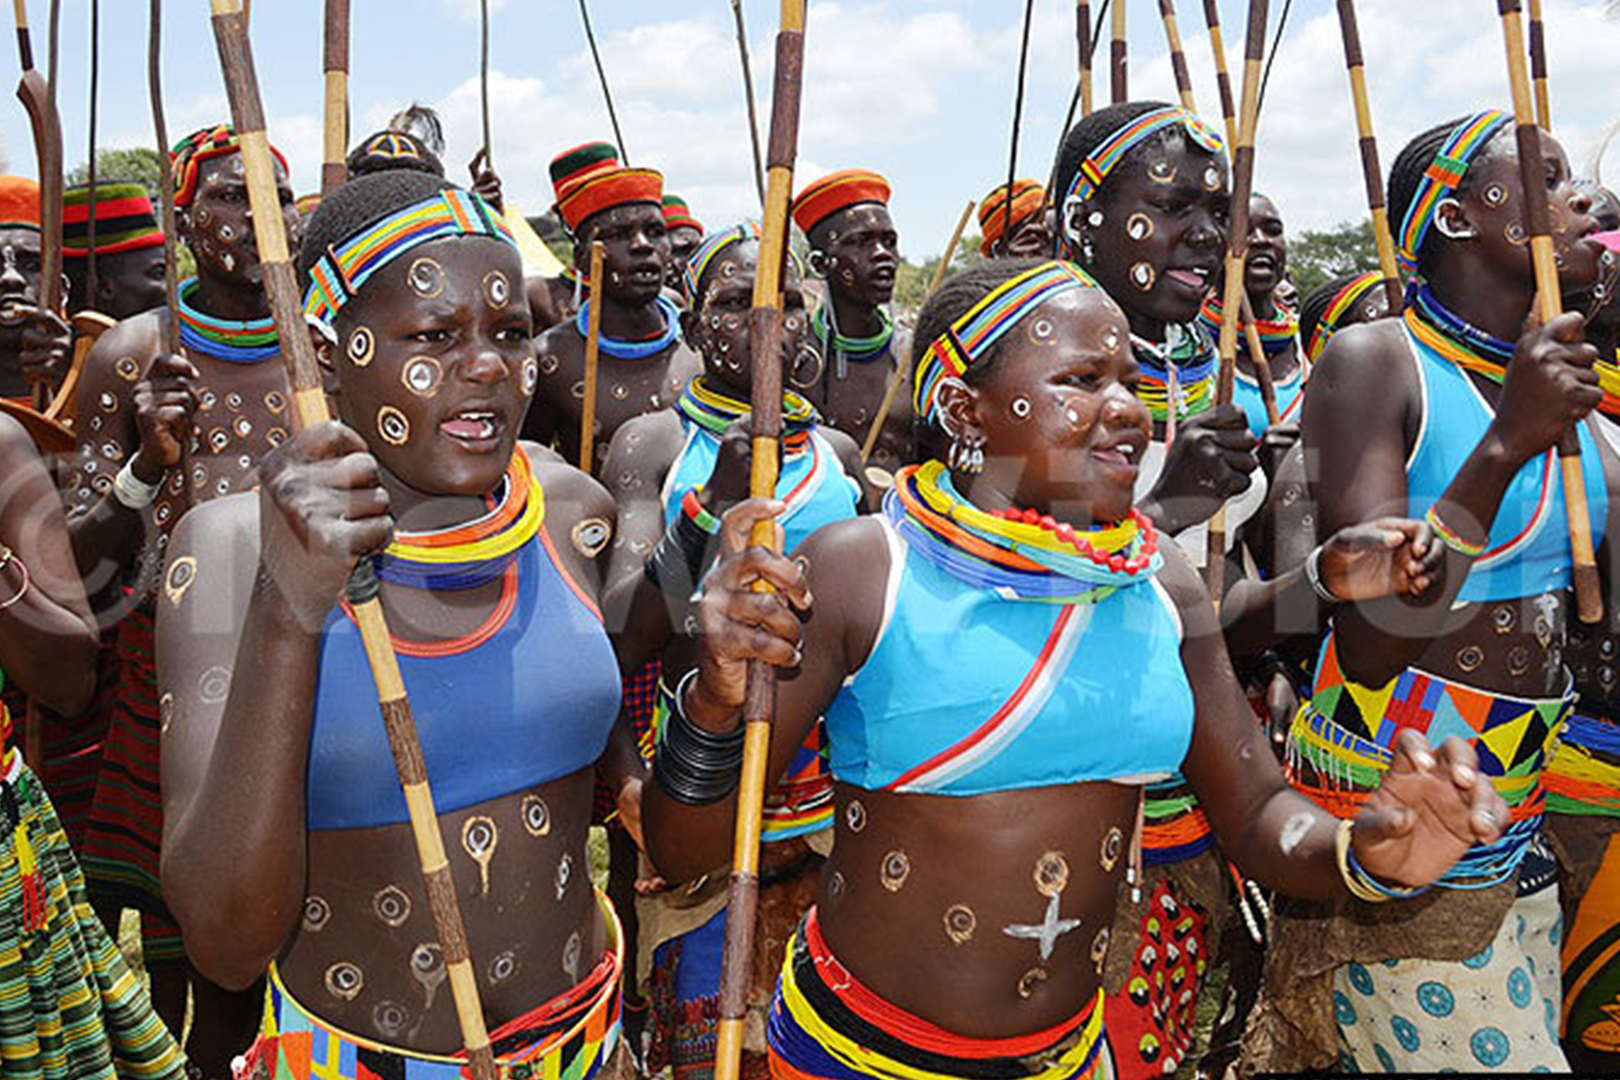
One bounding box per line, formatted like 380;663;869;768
788;346;824;389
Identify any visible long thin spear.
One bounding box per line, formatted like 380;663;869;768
322;0;348;195
579;0;628;164
1157;0;1197;112
1334;0;1401;312
148;0;178;356
729;0;766;207
1111;0;1127;103
204;5;500;1076
714;4;805;1079
1528;0;1549;129
85;0;98;307
1201;0;1239;149
1205;0;1268;604
1499;0;1601;623
1006;0;1036;244
1078;1;1093;117
479;0;492;167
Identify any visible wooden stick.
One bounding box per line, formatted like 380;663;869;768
1201;0;1238;150
714;4;805;1078
1528;0;1549;129
1237;292;1278;425
729;0;766;208
11;0;62;411
1111;0;1127;103
1157;0;1197;112
861;198;973;466
84;0;99;308
322;0;348;195
1498;0;1601;624
204;5;499;1075
579;0;628;163
1205;0;1268;605
578;240;604;475
148;0;179;356
1334;0;1401;312
1078;1;1093;117
479;0;491;166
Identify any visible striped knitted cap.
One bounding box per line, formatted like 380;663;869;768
62;182;164;258
0;176;39;230
978;179;1045;254
662;194;702;234
555;166;663;232
549;140;620;204
346;130;445;179
791;169;890;235
171;123;290;208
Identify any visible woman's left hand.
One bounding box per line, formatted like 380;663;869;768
1351;730;1508;888
1319;517;1445;602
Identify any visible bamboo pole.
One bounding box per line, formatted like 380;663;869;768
1078;0;1093;117
1238;292;1278;425
714;4;805;1079
861;198;973;466
1334;0;1401;312
1201;0;1238;149
1528;0;1549;129
729;0;767;208
322;0;348;195
204;5;499;1075
1498;0;1601;624
1111;0;1127;103
148;0;179;356
1157;0;1197;112
1205;0;1268;605
579;240;605;475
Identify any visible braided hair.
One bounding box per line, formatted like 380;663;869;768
1386;117;1509;275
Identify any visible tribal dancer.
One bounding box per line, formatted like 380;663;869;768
979;179;1053;259
644;257;1506;1080
662;195;704;298
0;177;72;402
62;181;169;319
1299;270;1391;367
602;225;863;1080
526;143;699;472
68;124;302;1076
160;170;632;1079
0;410;186;1080
1251;112;1615;1074
1196;193;1308;438
791;170;912;479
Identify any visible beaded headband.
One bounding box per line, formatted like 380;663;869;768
913;260;1099;425
1305;270;1384;361
683;221;758;299
1395;110;1511;274
303;188;516;327
1063;106;1224;209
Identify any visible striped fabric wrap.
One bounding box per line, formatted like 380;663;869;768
979;179;1046;255
913;260;1099;425
242;892;623;1080
1545;713;1620;816
1062;106;1224;210
0;754;187;1080
1394;110;1511;274
303;188;517;328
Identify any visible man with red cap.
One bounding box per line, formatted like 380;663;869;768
525;142;699;472
67;123;303;1079
791;168;911;479
62;180;169;319
978;178;1054;259
661;193;703;298
0;175;73;402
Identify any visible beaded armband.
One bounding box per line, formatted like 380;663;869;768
1424;505;1486;559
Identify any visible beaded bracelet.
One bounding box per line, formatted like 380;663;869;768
113;458;162;510
681;489;721;535
653;669;746;805
1335;818;1430;903
1424;505;1486;559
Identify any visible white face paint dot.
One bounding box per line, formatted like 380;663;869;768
521;357;538;395
1203;165;1222;191
1010;396;1032;419
407;257;444;298
402;356;443;397
1130;262;1156;290
483;271;510;308
377;406;410;446
347;326;374;367
1126;213;1153;242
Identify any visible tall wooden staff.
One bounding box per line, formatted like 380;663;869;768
1111;0;1127;103
1334;0;1401;311
11;0;63;410
1078;1;1093;117
479;0;492;166
322;0;348;195
148;0;178;356
1157;0;1197;112
204;4;500;1076
1528;0;1549;128
1201;0;1239;149
85;0;99;306
729;0;767;208
578;240;605;475
1205;0;1268;603
1006;0;1036;243
714;5;805;1079
1238;292;1279;423
1498;0;1602;623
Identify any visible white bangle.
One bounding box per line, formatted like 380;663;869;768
1305;545;1341;605
113;458;162;510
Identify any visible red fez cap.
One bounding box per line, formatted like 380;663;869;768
978;179;1046;254
555;166;663;233
662;194;703;235
791;169;890;235
0;176;41;230
550;141;621;204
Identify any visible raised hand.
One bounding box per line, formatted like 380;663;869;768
130;352;201;479
1318;517;1444;602
1142;402;1257;533
1492;310;1600;464
16;305;71;390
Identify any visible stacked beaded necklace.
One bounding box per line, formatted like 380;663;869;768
1196;293;1299;355
574;294;682;361
372;451;544;590
176;277;278;363
1403;280;1515;384
810;304;894;370
676;375;818;456
1598;356;1620;419
886;460;1161;604
1132;322;1217;423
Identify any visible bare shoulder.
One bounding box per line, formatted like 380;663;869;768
525;441;615;528
89;309;164;369
1149;538;1220;641
1308;318;1415;402
535;320;584;363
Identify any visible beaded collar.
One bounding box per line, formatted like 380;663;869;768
676;375;818;456
885;460;1161;604
176;277;278;363
1132;322;1217;423
574;294;682;361
372;451;544;591
1402;280;1515;384
811;304;894;371
1597;355;1620;418
1196;294;1299;355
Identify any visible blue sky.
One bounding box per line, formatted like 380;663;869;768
2;0;1618;261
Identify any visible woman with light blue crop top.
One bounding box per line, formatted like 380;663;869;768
1289;113;1620;1074
157;172;638;1080
643;258;1510;1080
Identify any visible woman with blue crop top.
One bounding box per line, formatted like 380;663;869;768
642;257;1510;1080
1282;114;1620;1074
157;172;639;1080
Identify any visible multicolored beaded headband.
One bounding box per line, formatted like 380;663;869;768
913;260;1098;425
1305;270;1384;361
683;221;758;299
303;188;516;327
1395;109;1511;274
1063;106;1224;208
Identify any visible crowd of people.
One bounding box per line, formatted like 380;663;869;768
0;34;1616;1080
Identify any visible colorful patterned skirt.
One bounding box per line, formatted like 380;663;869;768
0;750;187;1080
766;907;1113;1080
238;890;624;1080
1563;831;1620;1060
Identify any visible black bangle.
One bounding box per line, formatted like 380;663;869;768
643;510;715;601
653;670;745;805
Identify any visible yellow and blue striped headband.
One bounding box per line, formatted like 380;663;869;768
1395;110;1510;274
683;221;759;299
1063;106;1225;209
303;188;516;327
913;260;1098;425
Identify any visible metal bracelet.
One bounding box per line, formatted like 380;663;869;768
653;669;745;805
1305;545;1341;606
113;458;162;510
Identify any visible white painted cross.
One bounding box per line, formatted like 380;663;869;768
1002;893;1082;962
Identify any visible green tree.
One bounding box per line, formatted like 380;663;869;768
67;147;165;201
892;233;984;316
1288;218;1377;299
